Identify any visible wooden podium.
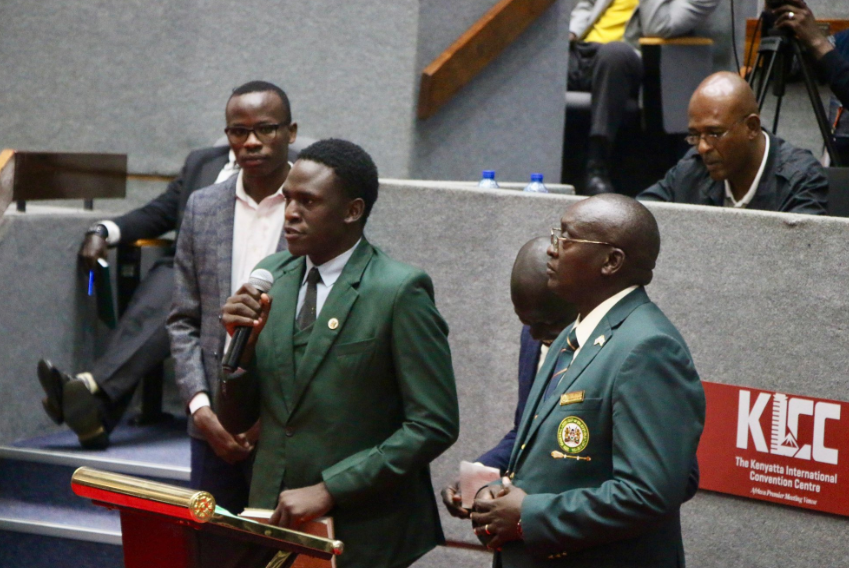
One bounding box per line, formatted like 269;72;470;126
70;467;344;568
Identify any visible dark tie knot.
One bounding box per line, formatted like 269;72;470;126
306;267;322;286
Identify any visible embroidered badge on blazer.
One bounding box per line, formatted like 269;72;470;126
557;416;590;454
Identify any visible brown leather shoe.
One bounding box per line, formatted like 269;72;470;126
37;359;69;425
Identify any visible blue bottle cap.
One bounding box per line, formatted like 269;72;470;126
482;170;496;179
530;173;543;182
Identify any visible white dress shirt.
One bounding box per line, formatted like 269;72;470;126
229;167;289;296
569;285;639;362
724;131;769;209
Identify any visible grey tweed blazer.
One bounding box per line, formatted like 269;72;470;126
167;175;287;439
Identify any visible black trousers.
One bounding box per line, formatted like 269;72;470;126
569;41;643;141
190;437;253;515
91;261;173;431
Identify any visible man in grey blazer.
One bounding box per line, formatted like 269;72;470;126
36;145;232;449
167;80;296;513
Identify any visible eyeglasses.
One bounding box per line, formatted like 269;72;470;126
684;116;748;147
224;123;288;143
550;228;616;249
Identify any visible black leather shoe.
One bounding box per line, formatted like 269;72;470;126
584;161;616;196
63;380;109;450
37;359;70;425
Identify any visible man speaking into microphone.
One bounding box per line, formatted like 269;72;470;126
217;138;459;568
167;80;296;514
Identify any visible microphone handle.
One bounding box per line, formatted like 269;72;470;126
222;326;251;373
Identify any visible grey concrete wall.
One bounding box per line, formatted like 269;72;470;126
0;0;421;177
0;208;104;442
0;0;571;188
411;1;571;184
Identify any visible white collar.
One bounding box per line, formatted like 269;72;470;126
303;238;363;288
573;286;639;350
724;131;769;208
234;162;293;207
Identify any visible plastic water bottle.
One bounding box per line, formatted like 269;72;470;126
478;170;499;188
523;173;548;193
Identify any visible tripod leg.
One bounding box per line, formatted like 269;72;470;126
748;53;765;105
773;95;782;133
791;38;841;166
757;51;779;111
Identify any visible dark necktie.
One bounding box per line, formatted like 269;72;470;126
544;326;580;400
297;267;322;330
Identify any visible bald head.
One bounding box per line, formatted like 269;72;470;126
687;72;766;190
511;237;577;342
581;194;659;286
690;72;759;119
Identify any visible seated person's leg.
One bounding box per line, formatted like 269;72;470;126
586;41;643;195
37;262;174;449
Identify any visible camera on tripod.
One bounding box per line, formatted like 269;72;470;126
747;2;841;165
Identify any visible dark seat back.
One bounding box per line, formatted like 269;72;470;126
826;167;849;217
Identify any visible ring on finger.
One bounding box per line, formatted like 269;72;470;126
788;11;795;18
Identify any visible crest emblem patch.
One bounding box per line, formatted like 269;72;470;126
557;416;590;454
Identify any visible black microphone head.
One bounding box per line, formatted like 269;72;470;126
248;269;275;294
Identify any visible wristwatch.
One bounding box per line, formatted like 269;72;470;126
85;223;109;240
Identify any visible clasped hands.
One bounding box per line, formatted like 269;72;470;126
468;477;527;550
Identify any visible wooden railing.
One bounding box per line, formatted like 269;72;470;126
417;0;556;120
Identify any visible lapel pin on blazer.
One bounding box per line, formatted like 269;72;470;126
551;450;592;461
593;335;606;347
328;318;339;330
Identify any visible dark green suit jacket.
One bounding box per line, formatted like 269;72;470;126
225;239;459;568
499;288;705;568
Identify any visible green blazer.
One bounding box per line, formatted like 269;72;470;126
499;288;705;568
222;239;459;568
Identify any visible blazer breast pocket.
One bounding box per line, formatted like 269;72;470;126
333;338;376;357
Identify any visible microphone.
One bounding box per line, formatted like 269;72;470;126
222;269;275;373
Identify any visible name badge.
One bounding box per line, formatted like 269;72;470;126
560;390;585;406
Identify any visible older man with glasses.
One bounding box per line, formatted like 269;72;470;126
639;71;827;214
472;194;704;568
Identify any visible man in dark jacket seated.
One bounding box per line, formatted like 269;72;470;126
639;71;828;214
37;145;234;448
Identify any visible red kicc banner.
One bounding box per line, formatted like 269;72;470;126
698;381;848;516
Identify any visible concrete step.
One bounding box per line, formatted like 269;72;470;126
0;527;123;568
0;496;123;567
0;417;191;567
0;415;191;481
